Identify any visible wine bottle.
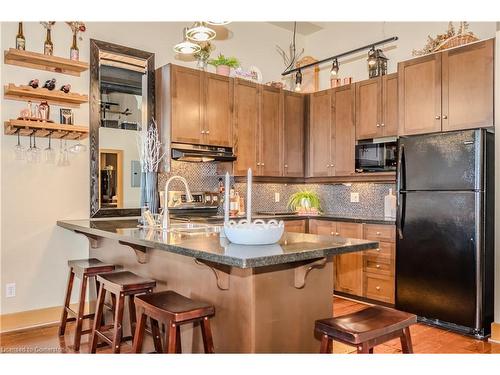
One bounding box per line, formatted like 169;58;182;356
44;28;53;56
16;22;25;50
70;33;79;61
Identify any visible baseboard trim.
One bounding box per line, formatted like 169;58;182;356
0;302;92;334
490;322;500;343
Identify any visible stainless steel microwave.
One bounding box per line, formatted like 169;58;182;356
355;139;397;172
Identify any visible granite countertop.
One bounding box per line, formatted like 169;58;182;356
57;219;378;269
171;213;395;225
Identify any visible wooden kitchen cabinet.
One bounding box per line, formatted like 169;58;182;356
441;39;494;131
308;85;355;178
170;65;203;144
399;39;494;136
260;86;283;176
233;78;260;175
355;73;398;140
284;219;307;233
334;222;364;296
308;89;332;177
283;91;305;177
204;72;233;146
332;85;356;176
164;64;234;146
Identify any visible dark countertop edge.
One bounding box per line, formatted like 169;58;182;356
57;220;379;269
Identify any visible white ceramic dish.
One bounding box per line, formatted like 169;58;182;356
223;219;284;245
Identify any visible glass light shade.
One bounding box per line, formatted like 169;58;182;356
186;22;216;42
206;21;231;26
173;40;201;54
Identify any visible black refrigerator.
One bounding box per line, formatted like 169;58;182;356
395;129;494;338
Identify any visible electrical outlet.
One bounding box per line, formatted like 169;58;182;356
274;192;280;203
350;192;360;203
6;283;16;298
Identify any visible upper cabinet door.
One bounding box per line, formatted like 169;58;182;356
233;79;260;176
355;77;382;140
260;86;283;176
441;39;494;131
333;85;355;176
308;90;333;177
204;72;233;147
382;73;398;137
398;53;442;136
283;91;304;177
171;66;203;144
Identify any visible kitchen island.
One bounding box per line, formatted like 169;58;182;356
57;219;378;353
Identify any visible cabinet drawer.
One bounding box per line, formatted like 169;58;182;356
364;241;394;257
364;255;393;276
364;224;395;243
364;273;395;303
284;219;306;233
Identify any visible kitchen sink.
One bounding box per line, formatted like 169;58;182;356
165;222;221;234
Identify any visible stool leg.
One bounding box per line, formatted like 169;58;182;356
166;323;177;353
73;274;88;352
59;268;75;336
200;317;214;354
400;327;414;354
128;296;137;341
112;293;125;353
95;279;105;326
319;334;330;354
150;318;163;353
132;309;147;353
90;283;106;353
357;342;371;354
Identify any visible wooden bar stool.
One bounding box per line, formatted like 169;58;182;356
90;271;156;353
132;290;215;354
315;305;417;354
59;258;116;352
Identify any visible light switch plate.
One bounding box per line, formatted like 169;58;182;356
274;192;280;203
6;283;16;298
350;192;360;203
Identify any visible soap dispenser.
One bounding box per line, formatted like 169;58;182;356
384;188;397;219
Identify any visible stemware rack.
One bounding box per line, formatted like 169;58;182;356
4;119;88;140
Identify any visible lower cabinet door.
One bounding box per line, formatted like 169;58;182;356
284;219;306;233
364;273;395;304
334;222;364;297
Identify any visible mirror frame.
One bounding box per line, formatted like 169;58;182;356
89;39;155;218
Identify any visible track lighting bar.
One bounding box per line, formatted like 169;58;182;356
281;36;398;76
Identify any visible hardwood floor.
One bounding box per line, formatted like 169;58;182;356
1;297;499;354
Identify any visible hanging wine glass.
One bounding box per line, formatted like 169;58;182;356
62;139;70;166
26;134;34;163
68;134;87;154
30;133;41;163
44;133;56;164
57;138;65;167
13;130;26;161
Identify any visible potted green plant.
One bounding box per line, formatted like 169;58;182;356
287;190;322;214
208;53;240;76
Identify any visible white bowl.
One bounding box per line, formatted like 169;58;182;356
223;219;284;245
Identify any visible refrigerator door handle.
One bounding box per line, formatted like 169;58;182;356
396;143;405;192
397;192;406;239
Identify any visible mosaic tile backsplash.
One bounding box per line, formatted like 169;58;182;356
158;162;395;217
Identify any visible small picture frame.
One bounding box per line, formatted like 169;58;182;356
60;108;74;125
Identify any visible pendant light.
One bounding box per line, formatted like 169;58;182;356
186;22;216;42
295;69;302;92
330;58;339;77
173;27;201;54
206;21;231;26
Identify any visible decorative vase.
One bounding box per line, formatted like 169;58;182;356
197;57;208;71
142;172;159;214
300;197;311;210
216;65;231;76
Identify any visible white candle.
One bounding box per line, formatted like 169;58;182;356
224;172;230;223
246;168;252;223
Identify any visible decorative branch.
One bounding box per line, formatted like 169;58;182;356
136;119;167;173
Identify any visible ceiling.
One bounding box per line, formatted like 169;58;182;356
268;22;324;35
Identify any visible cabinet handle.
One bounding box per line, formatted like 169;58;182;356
435;115;441;120
206;130;210;134
376;231;381;235
376;248;380;252
376;264;381;269
381;123;385;127
257;162;261;166
335;232;339;236
376;286;381;291
284;164;288;168
330;231;334;235
201;130;206;134
261;163;265;166
442;115;448;119
376;123;380;127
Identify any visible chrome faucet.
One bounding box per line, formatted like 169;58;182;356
162;176;194;230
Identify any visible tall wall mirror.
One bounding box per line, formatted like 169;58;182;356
90;39;155;217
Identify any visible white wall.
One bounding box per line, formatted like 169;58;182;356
303;22;496;90
0;21;304;316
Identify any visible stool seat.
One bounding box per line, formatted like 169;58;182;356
135;291;215;323
97;271;156;293
67;258;115;277
316;306;417;345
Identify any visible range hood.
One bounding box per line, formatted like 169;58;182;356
171;142;236;162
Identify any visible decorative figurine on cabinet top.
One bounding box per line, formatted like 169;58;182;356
60;84;71;93
28;79;39;89
43;78;56;91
